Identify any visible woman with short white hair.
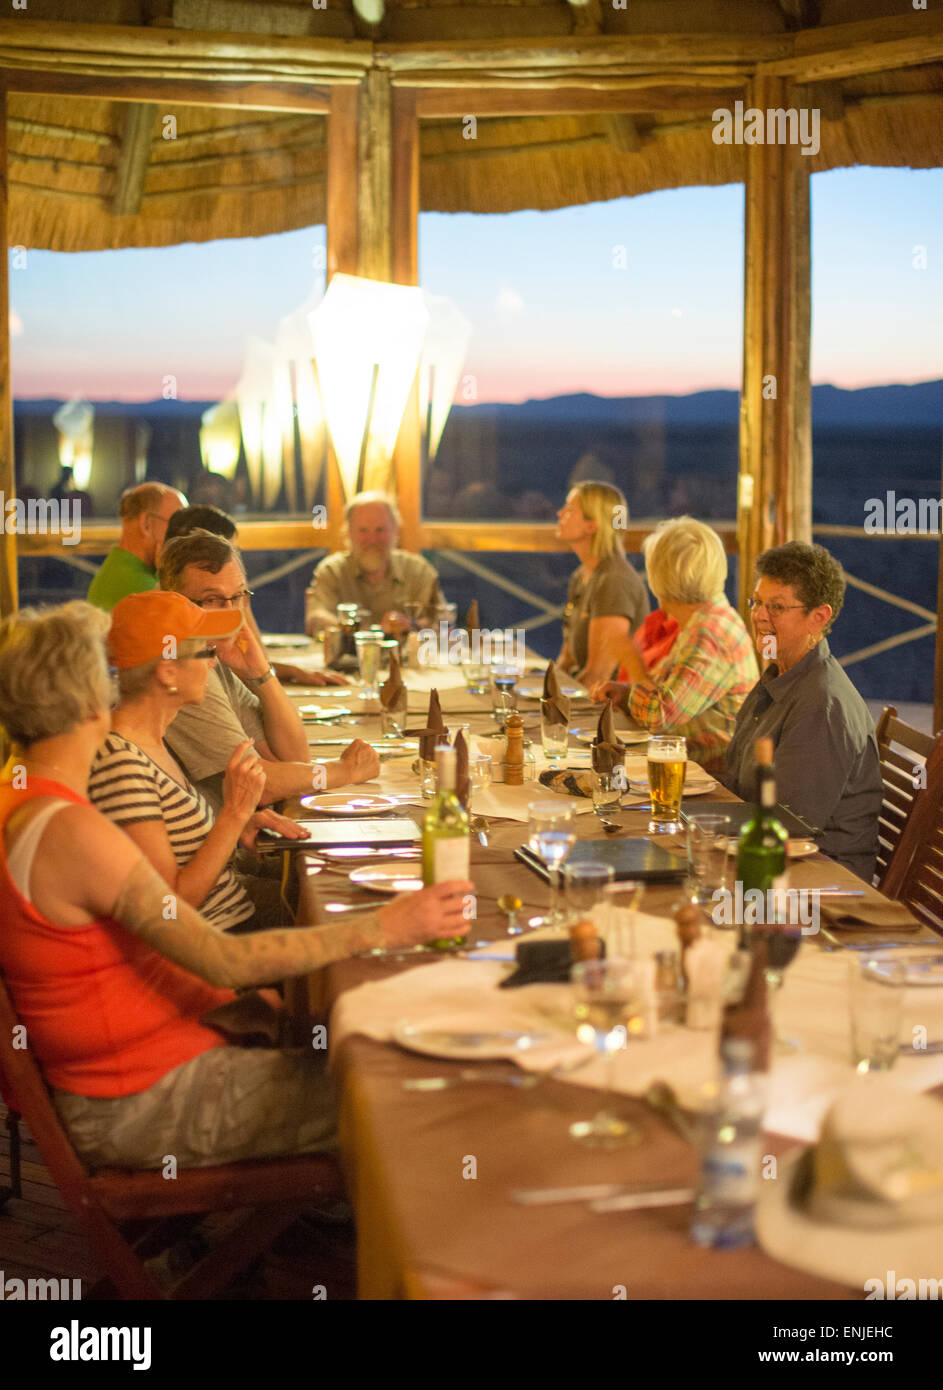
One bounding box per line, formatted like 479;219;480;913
590;516;758;774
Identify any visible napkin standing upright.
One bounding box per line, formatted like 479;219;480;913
454;729;470;809
540;661;571;732
379;649;408;727
410;687;450;762
592;699;626;777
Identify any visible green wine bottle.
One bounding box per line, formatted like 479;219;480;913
736;737;788;947
422;744;471;948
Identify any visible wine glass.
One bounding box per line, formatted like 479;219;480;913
527;801;576;932
569;958;643;1148
762;925;803;1052
468;754;492;798
562;861;614;928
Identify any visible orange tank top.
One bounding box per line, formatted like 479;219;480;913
0;776;233;1099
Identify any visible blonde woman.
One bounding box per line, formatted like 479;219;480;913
555;481;649;687
590;516;757;775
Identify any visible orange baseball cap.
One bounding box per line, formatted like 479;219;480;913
109;590;243;670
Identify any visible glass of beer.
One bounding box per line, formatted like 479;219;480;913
646;735;687;834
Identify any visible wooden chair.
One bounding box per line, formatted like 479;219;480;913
873;706;940;892
0;971;344;1300
881;734;943;936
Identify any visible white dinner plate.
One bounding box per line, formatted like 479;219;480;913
572;727;649;746
516;681;586;701
786;839;819;859
393;1018;555;1060
301;793;403;815
348;866;423;894
298;705;353;721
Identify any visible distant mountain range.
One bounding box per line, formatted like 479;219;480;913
14;379;943;429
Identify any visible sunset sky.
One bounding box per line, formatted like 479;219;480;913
10;165;942;405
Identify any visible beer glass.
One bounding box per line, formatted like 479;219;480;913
646;735;687;834
354;631;383;700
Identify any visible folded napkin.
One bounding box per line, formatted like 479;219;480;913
500;938;607;989
454;729;470;808
540;661;571;730
379;649;408;720
591;699;626;776
407;687;450;761
819;899;923;933
465;599;480;633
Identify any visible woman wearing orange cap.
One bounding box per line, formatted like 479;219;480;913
0;601;472;1169
88;590;299;932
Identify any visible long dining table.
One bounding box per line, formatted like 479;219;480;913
263;636;941;1301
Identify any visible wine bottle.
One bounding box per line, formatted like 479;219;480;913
422;744;471;887
735;737;788;946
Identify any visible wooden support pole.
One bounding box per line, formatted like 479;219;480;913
737;73;812;616
0;88;16;617
357;69;392;282
112;101;157;216
326;85;358;280
391;88;421;550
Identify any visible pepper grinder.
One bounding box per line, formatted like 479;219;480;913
504;713;524;786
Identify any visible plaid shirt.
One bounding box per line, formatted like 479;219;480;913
625;600;759;775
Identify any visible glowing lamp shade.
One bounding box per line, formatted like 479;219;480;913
275;285;325;512
236;337;283;509
200;398;241;480
419;293;472;465
309;275;429;500
53;398;94;491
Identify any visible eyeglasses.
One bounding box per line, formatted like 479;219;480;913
191;591;253;610
748;596;808;619
107;665;120;710
180;645;217;661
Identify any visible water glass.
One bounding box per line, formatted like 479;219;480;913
491;668;518;728
380;709;404;739
527;801;576;931
462;661;490;695
419;758;437;800
647;735;687;834
563;861;615;926
686;814;731;905
354;632;383;699
850;955;905;1073
469;754;492;797
541;714;569;765
569;958;643;1147
378;639;400;675
591;771;622;814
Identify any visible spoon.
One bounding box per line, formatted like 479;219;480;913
497;893;524;936
594;809;622;834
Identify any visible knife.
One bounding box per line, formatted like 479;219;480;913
512;1182;692;1207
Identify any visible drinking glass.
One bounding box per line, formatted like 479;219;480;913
468;754;492;798
569;959;643;1147
462;661;490;696
541;713;569;766
354;632;383;699
380;709;404;739
591;771;622;814
491;668;518;729
849;954;905;1073
378;639;400;676
563;861;615;927
646;735;687;834
527;801;576;931
686;814;731;906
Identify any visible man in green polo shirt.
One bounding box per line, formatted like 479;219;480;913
87;482;186;611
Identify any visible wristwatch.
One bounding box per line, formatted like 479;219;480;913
246;667;276;689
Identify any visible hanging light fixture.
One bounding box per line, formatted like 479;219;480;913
418;292;473;466
52;398;95;491
308;274;429;501
199;398;241;479
275;284;325;512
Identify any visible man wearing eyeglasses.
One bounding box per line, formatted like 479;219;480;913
157;531;379;814
87;482;187;611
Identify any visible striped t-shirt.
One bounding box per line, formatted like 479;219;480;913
88;732;253;932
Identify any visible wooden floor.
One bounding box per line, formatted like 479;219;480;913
0;1103;357;1300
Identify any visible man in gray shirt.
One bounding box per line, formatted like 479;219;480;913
723;542;882;881
305;491;443;636
159;531;379;812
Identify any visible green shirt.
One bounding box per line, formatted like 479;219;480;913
86;547;157;611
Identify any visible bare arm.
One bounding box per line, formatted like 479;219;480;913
578;615;631;687
216;628;309;763
253;739;381;805
117;812;245;912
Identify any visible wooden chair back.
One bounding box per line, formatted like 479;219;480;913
883;735;943;936
873;706;938;891
0;970;343;1299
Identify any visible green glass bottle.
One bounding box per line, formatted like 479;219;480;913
422;744;471;949
735;737;788;948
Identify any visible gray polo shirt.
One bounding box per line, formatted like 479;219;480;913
305;549;442;628
164;664;265;815
722;638;882;881
562;551;649;675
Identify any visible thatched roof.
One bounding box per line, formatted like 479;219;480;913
5;0;943;250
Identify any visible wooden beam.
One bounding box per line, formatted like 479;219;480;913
738;73;811;617
763;10;943;82
357;69;392;282
376;34;791;73
113;101;157;216
414;86;745;117
0;89;16;617
2;71;336;113
566;0;603;37
326;85;358;279
391;87;420;549
8;116;118;146
604;114;646;154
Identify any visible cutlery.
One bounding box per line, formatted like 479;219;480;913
320;847;420;860
512;1182;690;1207
643;1081;696;1143
590;1188;695;1213
594;810;622;834
403;1070;540;1091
